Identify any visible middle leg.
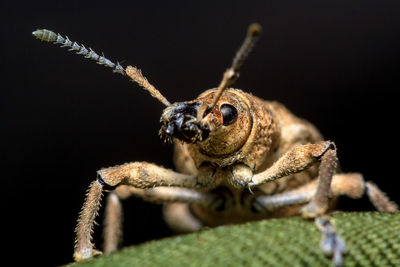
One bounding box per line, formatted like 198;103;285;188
252;173;398;213
103;185;223;254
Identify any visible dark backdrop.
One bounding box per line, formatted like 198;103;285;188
2;1;400;266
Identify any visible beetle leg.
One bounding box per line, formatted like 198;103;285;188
115;185;222;207
315;216;347;267
250;141;336;187
252;173;398;213
103;185;222;254
301;147;337;217
249;141;337;216
365;181;398;212
102;185;223;254
163;203;203;233
74;180;104;261
252;173;397;267
103;192;122;254
74;161;216;262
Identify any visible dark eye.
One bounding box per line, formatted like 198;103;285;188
220;104;238;126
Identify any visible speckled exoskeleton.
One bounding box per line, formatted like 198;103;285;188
33;24;398;266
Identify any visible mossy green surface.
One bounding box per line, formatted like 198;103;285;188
69;212;400;266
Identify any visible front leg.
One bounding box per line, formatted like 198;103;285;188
249;141;336;217
73;161;215;262
97;161;203;189
250;142;398;267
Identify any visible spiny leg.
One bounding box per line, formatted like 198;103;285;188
250;141;336;187
102;185;223;254
248;141;395;266
244;141;341;264
248;141;337;216
252;173;398;266
74;161;216;262
74;181;104;261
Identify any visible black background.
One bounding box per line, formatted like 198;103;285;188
2;1;400;266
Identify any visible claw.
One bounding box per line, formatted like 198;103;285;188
73;248;102;262
316;216;347;267
300;201;328;218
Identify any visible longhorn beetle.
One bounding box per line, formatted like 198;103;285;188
33;24;398;266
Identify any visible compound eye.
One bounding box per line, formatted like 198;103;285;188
220;104;238;126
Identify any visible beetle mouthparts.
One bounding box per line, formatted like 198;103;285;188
159;102;210;143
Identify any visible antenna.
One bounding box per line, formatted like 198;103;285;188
32;29;170;106
32;29;125;75
209;23;262;110
125;66;170;106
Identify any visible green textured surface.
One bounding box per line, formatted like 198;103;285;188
69;212;400;266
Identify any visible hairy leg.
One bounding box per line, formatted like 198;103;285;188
74;161;215;262
252;173;398;213
365;182;398;212
252;173;398;267
102;185;222;255
248;141;337;217
249;141;336;187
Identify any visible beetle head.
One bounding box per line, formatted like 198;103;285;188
160;89;252;156
126;23;261;149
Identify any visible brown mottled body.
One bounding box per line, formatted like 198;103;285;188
71;28;397;262
166;89;324;228
32;25;398;265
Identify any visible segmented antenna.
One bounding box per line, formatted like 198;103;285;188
32;29;171;106
32;29;125;75
125;66;170;106
209;23;262;109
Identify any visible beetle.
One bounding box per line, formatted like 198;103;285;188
33;23;398;266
